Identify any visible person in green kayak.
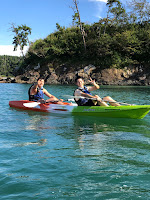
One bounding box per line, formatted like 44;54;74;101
28;77;62;103
74;76;120;106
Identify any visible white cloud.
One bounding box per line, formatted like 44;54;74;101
89;0;108;19
0;45;29;57
89;0;107;3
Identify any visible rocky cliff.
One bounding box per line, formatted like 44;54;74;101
1;64;150;86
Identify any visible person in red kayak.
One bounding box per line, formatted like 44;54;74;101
74;76;120;106
28;77;62;103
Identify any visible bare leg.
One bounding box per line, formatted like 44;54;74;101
103;96;120;106
94;95;109;106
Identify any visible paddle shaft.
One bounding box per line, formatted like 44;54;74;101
64;95;132;106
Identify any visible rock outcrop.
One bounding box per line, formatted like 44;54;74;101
1;64;150;86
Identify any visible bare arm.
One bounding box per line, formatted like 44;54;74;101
30;83;38;95
88;78;100;92
81;92;97;99
76;89;97;100
43;89;58;100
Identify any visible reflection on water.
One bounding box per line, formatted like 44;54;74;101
70;115;150;153
24;114;51;131
14;139;47;147
73;115;150;135
10;106;150;141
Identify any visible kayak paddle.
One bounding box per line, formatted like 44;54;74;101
63;95;133;106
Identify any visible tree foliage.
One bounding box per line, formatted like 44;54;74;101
11;0;150;73
128;0;150;23
0;55;22;76
11;23;31;57
71;0;87;51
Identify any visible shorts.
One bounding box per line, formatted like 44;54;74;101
81;99;95;106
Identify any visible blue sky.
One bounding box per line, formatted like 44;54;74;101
0;0;107;45
0;0;148;56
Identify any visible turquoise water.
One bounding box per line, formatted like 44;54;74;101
1;83;150;199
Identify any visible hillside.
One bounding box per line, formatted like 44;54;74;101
1;0;150;85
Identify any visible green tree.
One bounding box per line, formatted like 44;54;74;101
71;0;87;51
128;0;150;23
0;55;22;76
11;23;31;57
106;0;127;25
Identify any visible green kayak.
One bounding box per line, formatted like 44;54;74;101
9;101;150;119
71;105;150;119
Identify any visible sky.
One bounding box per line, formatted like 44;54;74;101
0;0;144;56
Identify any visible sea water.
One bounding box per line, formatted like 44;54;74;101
1;83;150;199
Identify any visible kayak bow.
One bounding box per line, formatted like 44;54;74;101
9;100;150;119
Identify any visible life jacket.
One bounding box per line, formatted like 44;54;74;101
74;86;92;106
28;84;44;101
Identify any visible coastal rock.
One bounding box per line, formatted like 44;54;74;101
0;76;16;83
2;64;150;86
58;72;75;84
0;76;7;83
84;64;96;75
100;68;124;85
15;71;40;84
46;73;59;84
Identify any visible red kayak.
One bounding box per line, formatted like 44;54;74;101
9;100;71;112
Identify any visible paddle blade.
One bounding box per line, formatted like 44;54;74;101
23;102;41;108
